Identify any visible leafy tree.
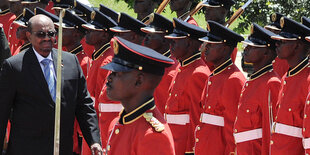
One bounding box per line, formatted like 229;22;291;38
232;0;310;33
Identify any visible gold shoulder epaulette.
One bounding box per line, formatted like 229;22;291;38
143;112;165;132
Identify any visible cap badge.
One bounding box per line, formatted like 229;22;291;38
280;17;284;28
250;24;254;35
91;11;96;20
22;8;26;17
172;20;176;28
271;13;277;22
74;0;77;7
113;39;119;55
56;0;60;3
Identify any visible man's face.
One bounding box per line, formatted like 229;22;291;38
62;28;75;46
169;38;189;60
143;33;165;51
27;16;56;56
0;0;9;9
85;29;105;45
134;0;153;13
9;1;23;15
106;71;137;101
16;26;28;40
204;7;227;23
275;40;298;59
201;42;226;63
242;45;266;63
170;0;188;11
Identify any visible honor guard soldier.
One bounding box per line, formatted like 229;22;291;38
270;16;310;155
141;13;178;114
81;9;118;155
102;36;175;155
13;8;33;54
0;0;16;38
265;13;289;78
196;21;245;155
170;0;198;26
201;0;238;71
233;23;281;155
164;18;210;155
110;12;146;45
0;24;11;65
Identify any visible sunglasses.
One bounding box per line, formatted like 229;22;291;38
32;31;57;38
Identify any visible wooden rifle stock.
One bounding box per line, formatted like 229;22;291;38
225;8;244;27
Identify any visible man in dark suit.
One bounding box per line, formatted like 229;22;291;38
0;14;102;155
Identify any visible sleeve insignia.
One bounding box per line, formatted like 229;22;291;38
143;113;165;132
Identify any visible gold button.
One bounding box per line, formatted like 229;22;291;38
107;145;111;151
197;126;200;130
240;93;243;97
202;105;205;109
270;140;273;145
99;113;101;117
307;101;310;105
282;93;284;97
235;117;238;121
246;83;248;87
208;106;211;109
175;94;177;97
246;109;250;113
228;67;231;69
284;81;286;85
178;69;181;72
208;81;211;85
304;128;306;132
169;93;171;96
288;108;292;112
115;129;119;134
234;129;237;132
173;81;175;84
165;105;167;109
206;94;208;97
10;27;12;29
195;138;199;142
275;116;277;120
9;35;11;37
305;114;307;118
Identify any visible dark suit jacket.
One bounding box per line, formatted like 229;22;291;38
0;26;11;67
0;47;100;155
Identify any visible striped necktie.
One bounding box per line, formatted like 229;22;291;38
41;59;56;101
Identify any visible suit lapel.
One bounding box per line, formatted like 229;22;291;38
26;48;53;102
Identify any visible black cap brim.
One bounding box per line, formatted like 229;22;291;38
110;26;131;33
202;2;221;8
81;23;105;31
101;62;134;72
271;35;297;41
141;27;164;34
306;36;310;42
264;25;281;31
241;40;267;47
164;33;187;39
13;20;27;28
199;36;223;44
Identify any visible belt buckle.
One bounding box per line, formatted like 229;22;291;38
272;122;276;133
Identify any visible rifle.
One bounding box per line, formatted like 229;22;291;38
182;0;208;22
225;0;253;27
53;8;64;155
143;0;170;24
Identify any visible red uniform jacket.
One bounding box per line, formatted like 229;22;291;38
82;84;122;155
45;1;55;14
273;57;289;78
154;50;179;114
15;42;31;54
203;48;238;71
271;57;310;155
104;98;175;155
69;44;91;77
8;15;23;56
195;59;246;155
81;38;94;58
303;88;310;154
165;52;210;155
0;9;15;38
234;64;281;155
86;43;112;106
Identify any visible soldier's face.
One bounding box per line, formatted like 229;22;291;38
134;0;153;13
170;0;188;11
169;38;189;60
275;40;298;59
85;29;105;45
62;29;75;46
202;42;226;63
242;45;266;63
204;7;227;23
16;26;28;40
106;71;138;101
0;0;9;8
143;33;165;52
9;1;23;15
